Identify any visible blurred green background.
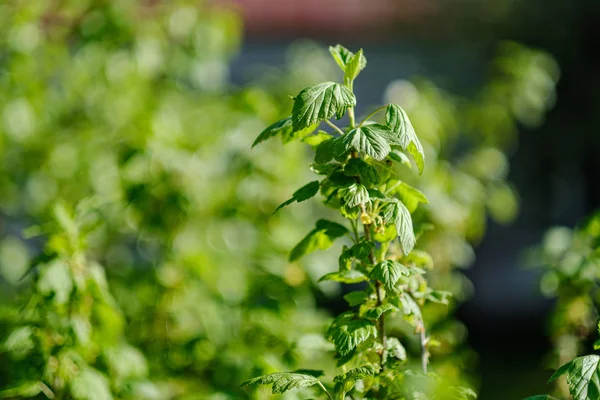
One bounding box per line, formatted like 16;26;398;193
0;0;599;399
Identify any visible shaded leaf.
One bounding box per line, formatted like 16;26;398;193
344;158;380;186
344;291;370;307
289;219;348;261
334;365;377;384
549;355;600;400
319;270;368;284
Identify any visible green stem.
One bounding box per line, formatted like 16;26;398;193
357;104;389;128
325;120;345;136
317;381;334;400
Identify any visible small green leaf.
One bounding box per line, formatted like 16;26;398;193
339;183;370;208
328;318;377;356
37;260;73;305
370;260;410;292
344;158;380;186
319;270;368;284
70;368;112;400
275;181;320;212
449;387;478;400
426;290;452;305
289;219;348;261
386;104;425;174
333;125;392;161
241;372;320;394
253;116;318;147
329;45;358;71
334;365;377;384
350;241;375;260
381;199;416;255
344;291;370;307
344;49;367;81
386;337;407;362
292;82;356;131
363;303;395;319
315;138;336;164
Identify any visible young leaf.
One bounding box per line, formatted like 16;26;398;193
386;337;407;362
275;181;320;212
241;372;320;394
289;219;348;261
334;125;392;161
329;45;363;73
333;365;377;384
385;104;425;173
363;303;396;320
319;270;368;284
302;130;332;147
292;82;356;131
549;355;600;400
370;260;410;292
344;49;367;82
339;183;370;208
328;318;377;356
350;241;375;260
381;199;416;254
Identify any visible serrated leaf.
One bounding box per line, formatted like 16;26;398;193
328;318;377;356
252;116;318;147
370;260;410;292
289;219;348;261
241;372;320;394
339;183;370;208
334;365;377;384
344;291;370;307
381;199;416;255
449;386;478;400
549;355;600;400
344;49;367;81
292;82;356;131
363;303;396;320
393;181;429;213
329;45;356;71
386;104;425;174
319;270;368;284
275;181;320;212
315;138;336;164
333;125;392;161
344;158;380;186
350;241;375;260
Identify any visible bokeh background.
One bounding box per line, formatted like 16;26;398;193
0;0;599;399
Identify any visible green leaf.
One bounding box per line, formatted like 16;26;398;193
289;219;348;261
70;368;112;400
392;181;429;213
319;270;368;284
329;45;364;73
252;117;318;147
241;372;320;394
388;149;412;168
328;318;377;356
396;292;422;324
344;49;367;82
37;259;73;305
381;199;416;255
333;365;377;384
549;355;600;400
404;249;434;270
1;326;35;360
344;158;380;186
449;387;478;400
386;104;425;174
302;130;332;147
333;125;392;161
344;291;370;307
292;82;356;131
350;241;375;260
426;290;452;305
370;260;410;292
275;181;320;212
363;303;396;320
523;396;560;400
314;139;336;164
339;183;370;208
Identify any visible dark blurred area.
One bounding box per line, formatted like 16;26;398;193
224;0;600;398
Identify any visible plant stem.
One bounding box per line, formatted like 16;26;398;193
317;381;334;400
419;323;428;373
325;120;346;136
357;104;389;127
